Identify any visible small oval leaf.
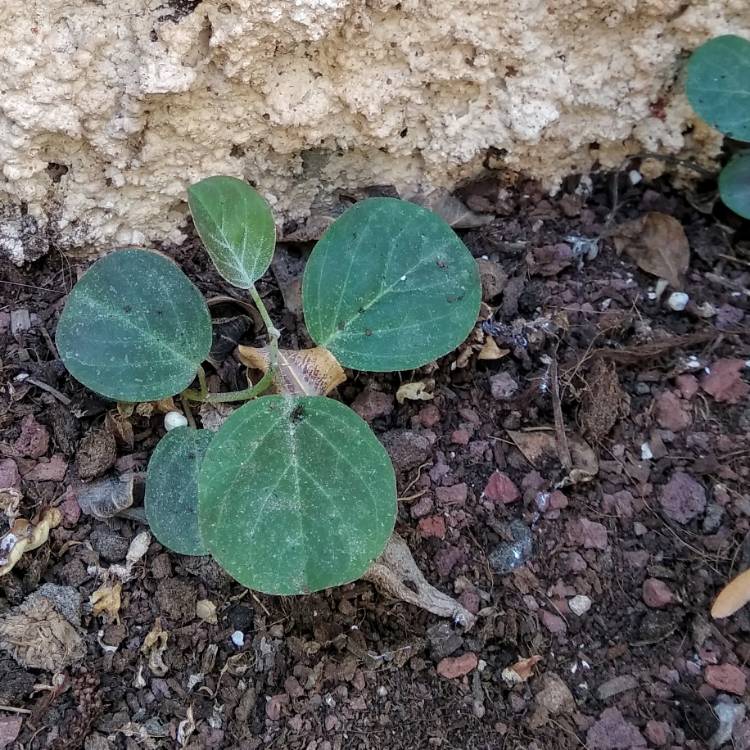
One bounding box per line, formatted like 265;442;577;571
719;152;750;220
188;176;276;288
686;35;750;141
56;249;212;402
302;198;481;372
145;427;213;556
198;395;396;594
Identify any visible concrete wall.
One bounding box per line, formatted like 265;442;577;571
1;0;748;262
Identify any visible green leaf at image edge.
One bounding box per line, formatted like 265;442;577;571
198;395;397;595
188;176;276;289
145;427;213;556
302;198;481;372
55;249;212;402
686;35;750;141
719;152;750;220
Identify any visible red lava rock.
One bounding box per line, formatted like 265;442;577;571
654;391;691;431
586;707;646;749
0;459;20;490
58;488;81;526
284;676;304;699
704;664;747;695
436;652;478;679
602;490;635;518
418;515;446;539
351;387;394;422
645;720;671;747
489;372;519;401
548;490;568;510
13;415;49;458
701;358;750;404
451;429;470;445
435;545;463;577
265;693;290;721
381;430;431;471
642;578;674;608
435;483;468;506
483;471;520;503
675;374;699;400
458;591;480;614
410;494;434;518
541;610;567;635
416;404;441;428
660;471;706;524
22;454;67;482
566;518;608;550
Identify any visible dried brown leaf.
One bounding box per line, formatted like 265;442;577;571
507;429;598;484
502;654;542;684
142;617;169;676
0;508;62;576
711;568;750;619
613;212;689;288
396;380;435;404
238;345;346;396
477;337;510;361
91;581;122;623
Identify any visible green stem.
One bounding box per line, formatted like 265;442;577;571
182;285;280;405
249;285;280;371
196;365;208;400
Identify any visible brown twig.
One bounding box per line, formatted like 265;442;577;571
550;358;572;471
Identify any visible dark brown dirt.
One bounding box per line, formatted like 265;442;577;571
1;168;749;750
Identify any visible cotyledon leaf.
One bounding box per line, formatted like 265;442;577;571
301;197;481;372
56;249;212;402
719;151;750;220
686;35;750;141
188;176;276;288
145;427;212;556
198;395;396;595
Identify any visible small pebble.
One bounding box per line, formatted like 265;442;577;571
640;442;653;460
164;411;188;431
231;630;244;647
569;595;592;616
628;169;642;185
666;292;689;312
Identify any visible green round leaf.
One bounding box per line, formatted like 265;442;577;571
719;151;750;219
198;395;396;595
56;249;212;402
686;35;750;141
302;198;481;372
145;427;213;556
188;176;276;288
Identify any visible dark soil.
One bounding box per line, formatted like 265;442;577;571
1;169;749;750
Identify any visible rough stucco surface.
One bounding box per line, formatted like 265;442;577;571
1;1;749;261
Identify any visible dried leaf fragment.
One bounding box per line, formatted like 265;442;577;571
478;337;510;361
363;532;476;629
612;212;689;288
108;531;151;582
238;345;346;396
395;380;435;404
91;581;122;623
507;429;598;485
502;655;543;685
0;508;62;576
142;617;169;676
196;599;218;625
77;473;134;519
711;568;750;619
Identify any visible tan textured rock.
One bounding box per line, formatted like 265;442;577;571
1;0;748;260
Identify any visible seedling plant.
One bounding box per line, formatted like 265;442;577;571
686;34;750;219
56;177;481;595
